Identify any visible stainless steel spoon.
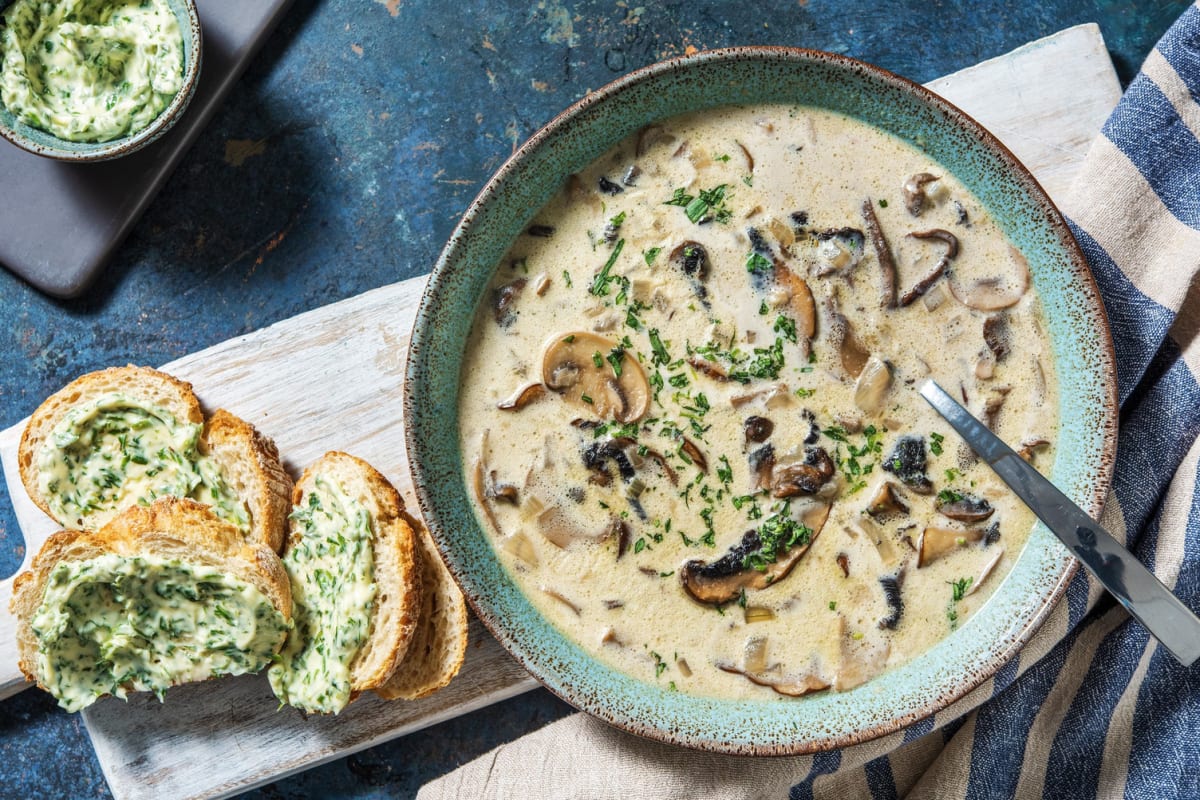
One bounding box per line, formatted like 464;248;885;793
920;379;1200;666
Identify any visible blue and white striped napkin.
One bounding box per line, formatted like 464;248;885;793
420;9;1200;799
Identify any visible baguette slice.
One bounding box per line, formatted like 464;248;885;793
196;409;292;553
18;365;290;551
375;513;469;701
11;497;292;712
269;452;422;714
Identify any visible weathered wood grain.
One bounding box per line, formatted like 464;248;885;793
0;23;1119;800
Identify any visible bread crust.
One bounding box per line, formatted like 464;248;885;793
18;365;203;528
283;452;422;705
201;409;292;553
10;497;292;694
374;511;469;701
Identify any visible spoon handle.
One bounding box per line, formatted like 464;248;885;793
920;380;1200;666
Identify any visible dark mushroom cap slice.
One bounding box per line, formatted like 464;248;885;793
982;314;1011;361
935;494;995;523
679;503;831;605
744;415;774;444
770;447;835;498
542;331;651;423
493;278;527;326
670;241;709;280
898;229;959;306
882;435;932;494
902;173;940;216
878;573;904;630
861;199;897;308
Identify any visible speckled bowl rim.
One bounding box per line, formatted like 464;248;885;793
406;46;1118;755
0;0;202;162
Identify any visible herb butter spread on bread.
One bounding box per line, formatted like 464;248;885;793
11;498;292;712
19;366;291;551
269;453;421;714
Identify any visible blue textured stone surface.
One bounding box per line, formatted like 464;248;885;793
0;1;1189;797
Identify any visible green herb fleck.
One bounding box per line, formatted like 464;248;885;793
589;238;626;296
742;512;812;571
745;251;772;273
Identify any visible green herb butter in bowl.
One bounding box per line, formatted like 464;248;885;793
0;0;202;162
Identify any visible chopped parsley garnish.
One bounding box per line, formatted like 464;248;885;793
742;512;812;571
561;269;573;288
589;238;626;296
947;576;974;629
937;488;965;504
651;651;667;678
825;424;885;495
648;328;671;366
665;184;732;224
644;246;662;266
730;339;785;382
930;432;945;456
606;348;625;377
592;351;604;368
758;300;769;316
745;251;772;273
773;314;797;343
716;455;733;485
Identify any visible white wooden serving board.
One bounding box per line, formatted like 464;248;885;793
0;24;1120;800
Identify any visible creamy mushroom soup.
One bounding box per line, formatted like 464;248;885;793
459;104;1058;700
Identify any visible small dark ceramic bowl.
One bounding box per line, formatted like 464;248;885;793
0;0;202;162
406;48;1117;754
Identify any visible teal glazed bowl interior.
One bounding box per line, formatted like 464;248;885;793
0;0;202;162
406;47;1118;754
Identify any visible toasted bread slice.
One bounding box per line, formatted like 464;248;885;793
196;409;292;553
10;498;292;712
269;452;422;714
18;365;203;530
375;513;469;701
18;365;289;551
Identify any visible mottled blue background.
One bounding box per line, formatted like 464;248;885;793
0;1;1189;797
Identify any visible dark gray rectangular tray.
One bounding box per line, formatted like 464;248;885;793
0;0;294;299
